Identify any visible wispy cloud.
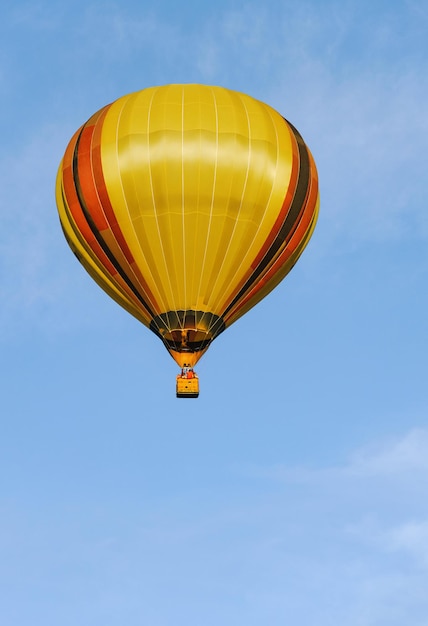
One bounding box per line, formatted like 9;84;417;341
225;427;428;622
131;427;428;622
347;428;428;476
196;3;428;245
386;519;428;567
0;122;93;339
258;427;428;489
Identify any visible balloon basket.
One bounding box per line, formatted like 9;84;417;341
176;372;199;398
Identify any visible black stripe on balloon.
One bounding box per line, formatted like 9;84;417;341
222;118;311;319
71;128;157;320
58;185;86;260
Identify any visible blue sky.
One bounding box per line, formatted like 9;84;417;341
1;1;427;624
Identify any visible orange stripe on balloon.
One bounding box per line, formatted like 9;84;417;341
61;133;118;278
77;107;161;316
222;121;310;317
85;105;160;314
224;170;319;324
250;125;300;269
60;175;154;319
60;124;150;316
75;115;110;232
90;107;136;265
221;129;300;310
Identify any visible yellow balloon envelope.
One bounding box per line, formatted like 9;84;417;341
56;84;319;392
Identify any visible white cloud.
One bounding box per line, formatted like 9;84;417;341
254;426;428;552
177;2;428;246
237;427;428;622
386;519;428;568
258;428;428;486
256;5;428;245
347;428;428;476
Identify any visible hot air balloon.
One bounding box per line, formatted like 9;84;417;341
56;84;319;397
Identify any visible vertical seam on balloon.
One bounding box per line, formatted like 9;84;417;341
58;188;148;324
195;85;219;332
86;107;162;321
208;98;280;324
59;136;117;281
110;95;167;330
244;120;309;275
145;88;176;333
71;126;158;320
112;97;164;323
181;85;186;328
225;170;319;324
227;104;280;283
203;90;253;332
222;119;311;320
58;178;117;278
102;91;171;336
218;111;291;314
